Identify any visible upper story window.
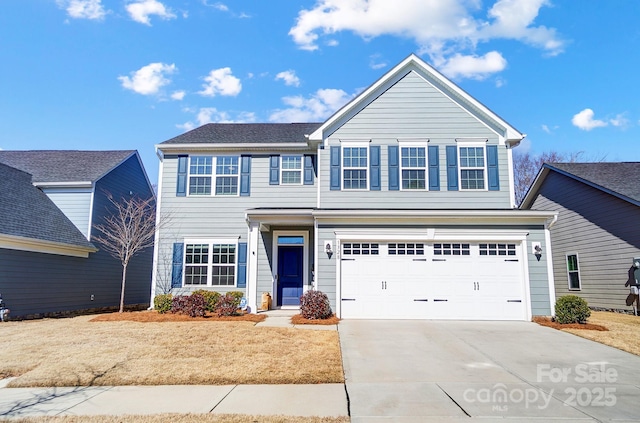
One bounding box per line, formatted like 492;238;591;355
188;156;239;196
343;146;368;190
459;145;486;190
281;156;302;184
401;146;427;190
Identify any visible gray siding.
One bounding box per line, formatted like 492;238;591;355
526;228;552;315
530;171;640;311
316;226;337;309
155;153;317;297
320;71;511;209
42;187;93;238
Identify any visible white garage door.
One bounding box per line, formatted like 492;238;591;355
340;241;527;320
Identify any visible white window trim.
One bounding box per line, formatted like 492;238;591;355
214;156;240;197
566;252;582;291
280;155;303;186
187;156;240;197
187;155;213;197
183;238;239;287
457;142;488;191
398;142;428;191
341;142;369;191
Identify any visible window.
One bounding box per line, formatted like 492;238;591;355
215;156;239;195
433;243;470;256
401;147;426;189
566;254;581;290
459;146;486;190
479;243;517;256
188;156;239;196
342;243;379;255
343;147;368;189
189;156;212;195
184;241;237;286
389;243;425;255
281;156;302;184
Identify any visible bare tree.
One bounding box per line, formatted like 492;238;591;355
93;194;158;313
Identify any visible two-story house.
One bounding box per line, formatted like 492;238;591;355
152;54;558;320
0;150;155;318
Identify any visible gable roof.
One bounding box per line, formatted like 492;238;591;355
0;150;136;184
159;123;322;147
520;162;640;209
309;53;524;144
0;163;96;256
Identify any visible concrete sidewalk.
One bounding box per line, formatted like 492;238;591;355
0;382;348;418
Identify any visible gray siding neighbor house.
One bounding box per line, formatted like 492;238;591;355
521;162;640;312
0;150;155;318
152;54;558;320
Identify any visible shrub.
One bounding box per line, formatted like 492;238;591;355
192;289;221;312
226;290;244;308
154;294;173;314
216;293;240;317
300;290;332;320
171;294;206;318
555;295;591;324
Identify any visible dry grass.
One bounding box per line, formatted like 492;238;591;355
0;314;344;387
0;415;349;423
532;316;608;331
91;310;266;323
560;311;640;356
291;314;340;325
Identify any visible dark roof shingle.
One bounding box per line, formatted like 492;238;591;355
549;162;640;203
0;150;135;183
0;163;95;249
161;123;322;145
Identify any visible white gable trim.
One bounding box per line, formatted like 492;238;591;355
309;54;524;144
0;234;97;258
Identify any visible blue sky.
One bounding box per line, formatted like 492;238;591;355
1;0;639;184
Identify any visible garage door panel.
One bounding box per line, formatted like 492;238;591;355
340;241;527;320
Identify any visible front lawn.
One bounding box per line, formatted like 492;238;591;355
0;314;344;387
560;311;640;356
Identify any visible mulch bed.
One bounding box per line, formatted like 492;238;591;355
532;316;608;331
291;314;340;325
91;310;267;323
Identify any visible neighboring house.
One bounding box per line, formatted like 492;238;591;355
521;162;640;312
152;54;557;320
0;150;155;318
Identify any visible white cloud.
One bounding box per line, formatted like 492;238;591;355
571;109;608;131
289;0;563;79
118;62;176;95
269;88;353;122
178;108;256;131
57;0;107;20
275;70;301;87
126;0;176;25
610;113;629;128
199;68;242;97
171;90;186;101
438;51;507;80
369;54;387;70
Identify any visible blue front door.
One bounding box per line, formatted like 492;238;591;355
277;245;304;306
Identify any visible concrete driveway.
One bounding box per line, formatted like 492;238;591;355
339;320;640;422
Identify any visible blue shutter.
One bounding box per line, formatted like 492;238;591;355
171;243;184;289
269;156;280;185
388;145;399;191
176;156;188;196
369;146;380;190
330;146;341;190
446;146;458;191
237;242;247;289
487;145;500;191
303;155;315;185
428;145;440;191
240;155;251;196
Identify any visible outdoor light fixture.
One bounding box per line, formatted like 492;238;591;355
532;242;542;261
325;241;333;259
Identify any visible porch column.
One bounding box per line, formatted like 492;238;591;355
247;222;260;313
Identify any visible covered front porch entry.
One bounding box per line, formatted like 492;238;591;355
245;209;315;312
